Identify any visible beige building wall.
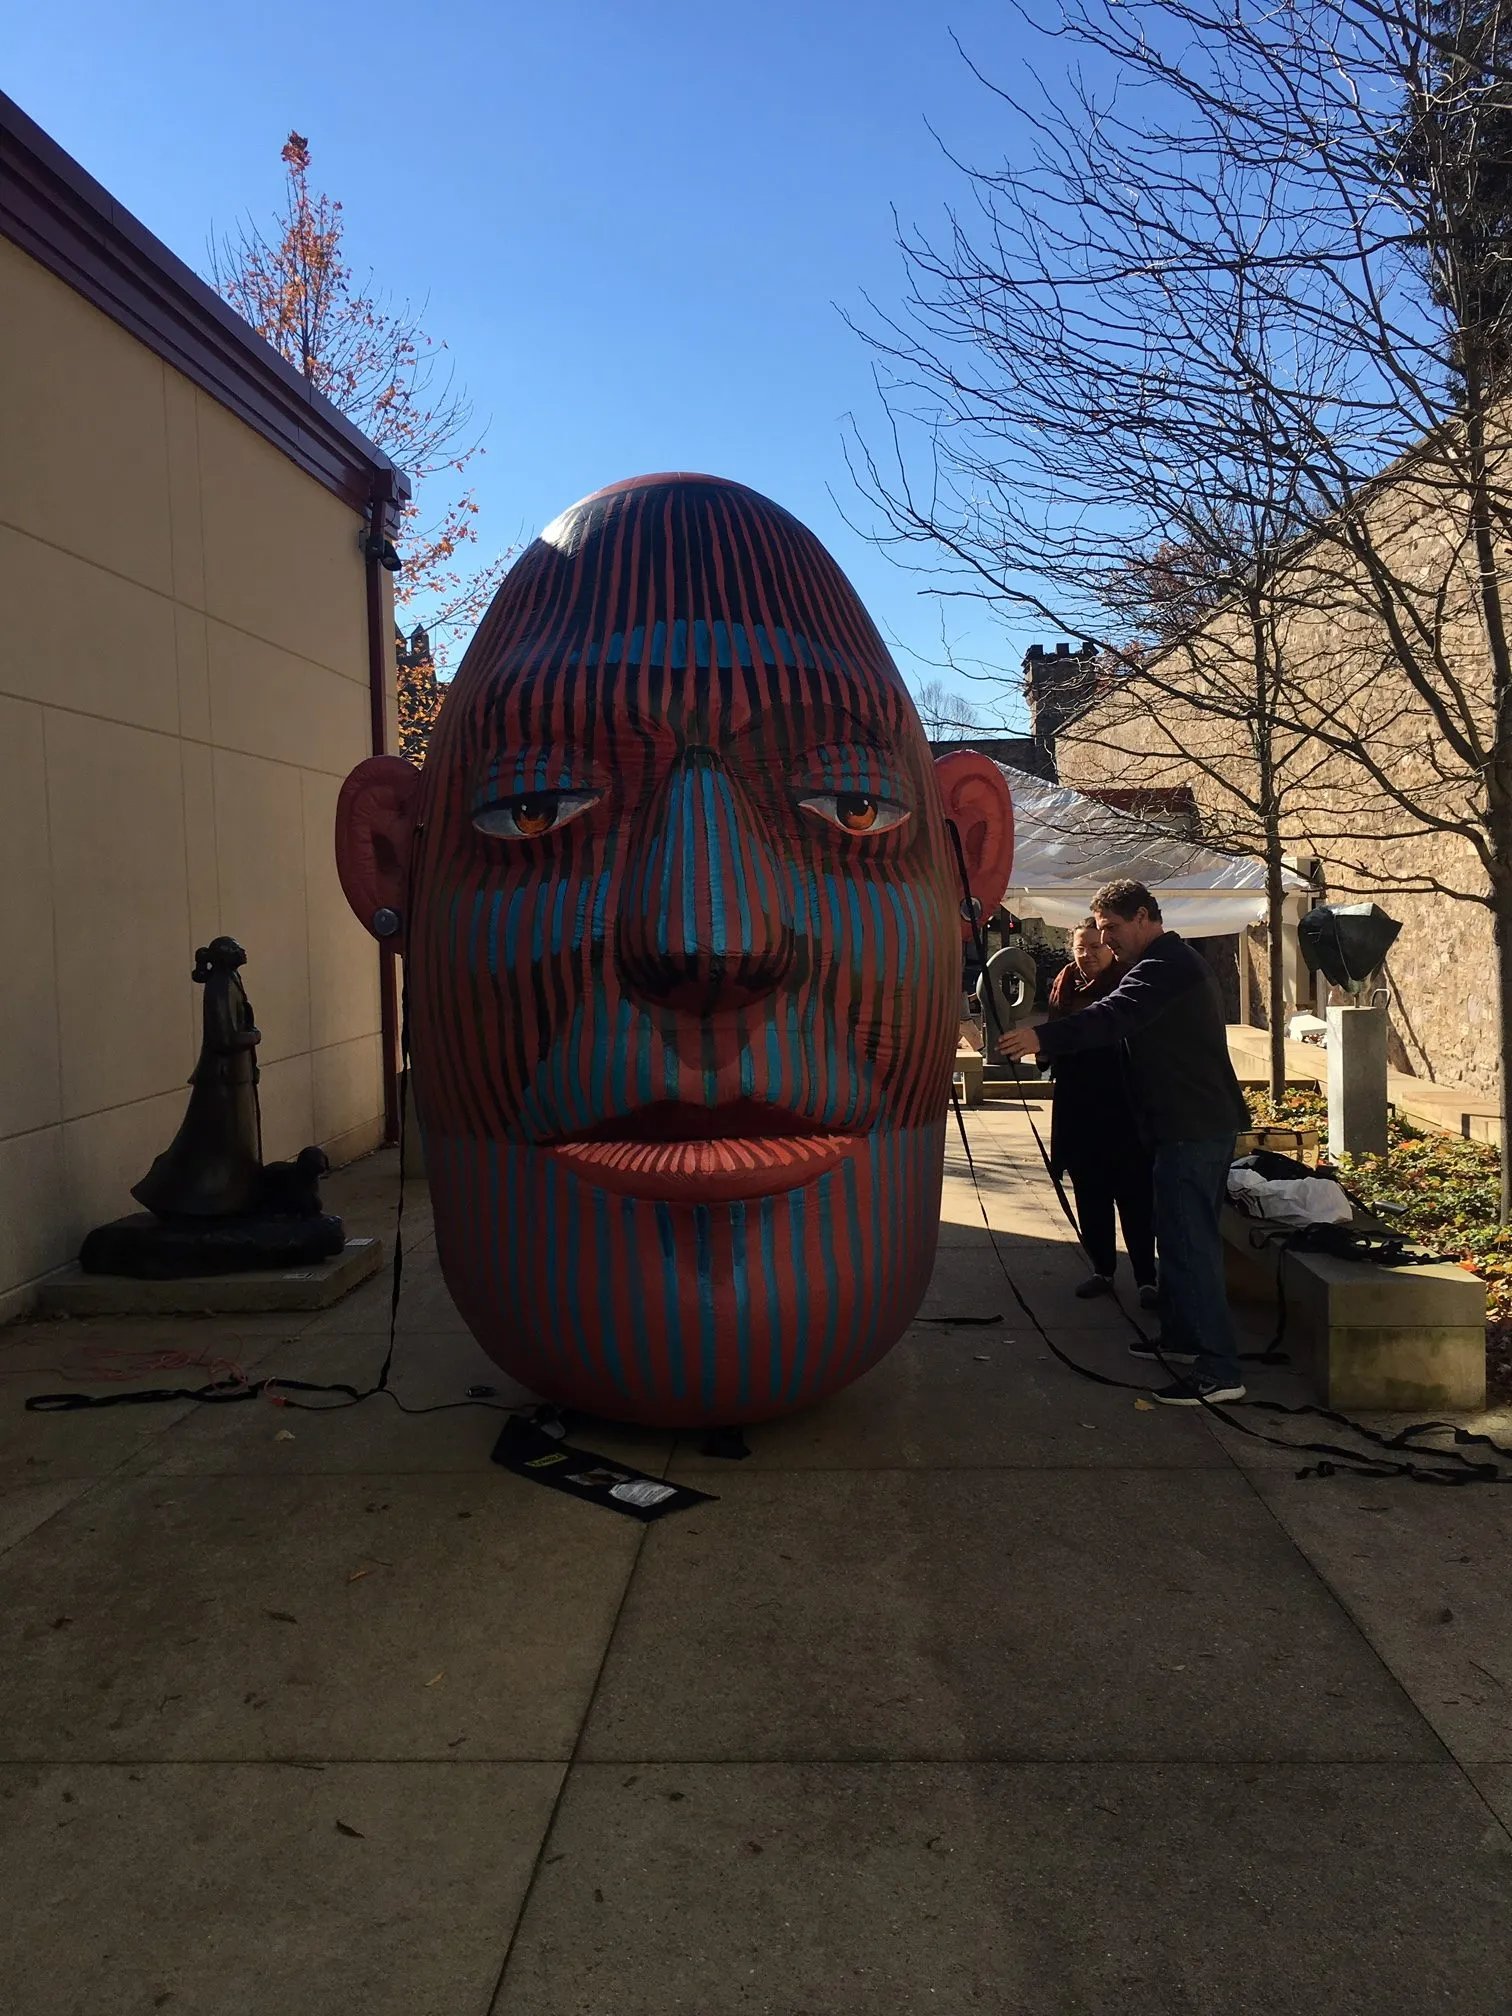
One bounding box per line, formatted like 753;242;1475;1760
0;236;393;1316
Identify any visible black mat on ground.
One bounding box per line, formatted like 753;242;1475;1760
491;1415;716;1521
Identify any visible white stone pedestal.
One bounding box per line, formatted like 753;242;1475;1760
1327;1004;1389;1158
36;1236;384;1316
953;1042;985;1107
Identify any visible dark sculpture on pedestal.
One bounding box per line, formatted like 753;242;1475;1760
132;937;263;1219
79;938;345;1278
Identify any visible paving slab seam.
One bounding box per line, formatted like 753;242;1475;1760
477;1750;1487;1768
511;1754;1495;1773
0;1755;579;1768
665;1460;1222;1474
1214;1430;1512;1847
481;1435;677;2013
0;1458;163;1566
958;1127;1512;1845
0;1747;1459;1768
126;1462;1227;1477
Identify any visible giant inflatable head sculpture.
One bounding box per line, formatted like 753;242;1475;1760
336;474;1013;1426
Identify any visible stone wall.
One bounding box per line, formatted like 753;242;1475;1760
1052;454;1502;1094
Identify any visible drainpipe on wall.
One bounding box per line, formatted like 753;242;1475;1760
363;473;401;1144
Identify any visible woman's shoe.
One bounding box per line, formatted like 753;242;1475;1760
1137;1282;1159;1310
1074;1273;1114;1299
1127;1336;1194;1363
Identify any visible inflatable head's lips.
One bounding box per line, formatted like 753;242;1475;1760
547;1099;857;1202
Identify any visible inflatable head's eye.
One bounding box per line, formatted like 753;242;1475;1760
473;791;601;839
799;791;909;835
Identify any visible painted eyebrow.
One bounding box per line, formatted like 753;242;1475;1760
793;744;909;790
471;752;599;800
725;699;907;752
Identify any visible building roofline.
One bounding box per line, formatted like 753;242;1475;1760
0;90;411;521
925;733;1055;781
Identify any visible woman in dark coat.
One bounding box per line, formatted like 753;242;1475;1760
1047;919;1158;1303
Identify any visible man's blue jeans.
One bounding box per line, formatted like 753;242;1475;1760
1151;1134;1240;1386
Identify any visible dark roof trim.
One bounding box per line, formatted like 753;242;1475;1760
926;734;1055;781
0;90;411;523
1082;785;1201;838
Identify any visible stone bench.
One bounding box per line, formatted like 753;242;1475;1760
1221;1205;1485;1410
953;1043;984;1107
1221;1204;1283;1304
1285;1247;1485;1411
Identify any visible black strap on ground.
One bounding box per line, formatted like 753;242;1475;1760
940;821;1512;1485
948;1078;1512;1482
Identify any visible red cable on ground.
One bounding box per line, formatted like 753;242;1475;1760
0;1342;252;1389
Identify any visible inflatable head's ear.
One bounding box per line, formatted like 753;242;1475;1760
335;755;423;939
934;751;1015;940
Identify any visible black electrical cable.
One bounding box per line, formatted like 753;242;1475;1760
941;819;1512;1485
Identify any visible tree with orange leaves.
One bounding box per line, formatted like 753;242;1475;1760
211;133;512;745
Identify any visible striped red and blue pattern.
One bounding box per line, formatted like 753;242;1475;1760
407;473;969;1425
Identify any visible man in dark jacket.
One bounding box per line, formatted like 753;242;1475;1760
998;877;1250;1406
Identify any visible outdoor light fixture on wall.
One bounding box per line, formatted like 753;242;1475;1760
359;529;403;571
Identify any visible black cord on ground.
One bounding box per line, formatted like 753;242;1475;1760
940;820;1512;1486
30;828;1512;1481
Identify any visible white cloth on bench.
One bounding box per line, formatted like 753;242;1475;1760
1227;1166;1353;1231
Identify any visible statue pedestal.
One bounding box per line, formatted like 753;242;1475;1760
36;1236;383;1317
80;1211;344;1280
1326;1005;1389;1158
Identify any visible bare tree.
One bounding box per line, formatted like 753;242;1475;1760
1088;528;1337;1102
848;53;1347;1097
850;0;1512;1204
913;677;986;734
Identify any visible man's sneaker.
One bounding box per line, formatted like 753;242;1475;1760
1074;1273;1114;1299
1137;1282;1160;1310
1127;1337;1195;1363
1148;1378;1246;1407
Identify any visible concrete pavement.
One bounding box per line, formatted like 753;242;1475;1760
1;1105;1510;2013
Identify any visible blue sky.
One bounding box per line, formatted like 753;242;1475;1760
7;0;1050;723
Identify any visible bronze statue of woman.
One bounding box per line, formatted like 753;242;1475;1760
132;937;264;1221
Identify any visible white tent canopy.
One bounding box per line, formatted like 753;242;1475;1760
999;764;1308;935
